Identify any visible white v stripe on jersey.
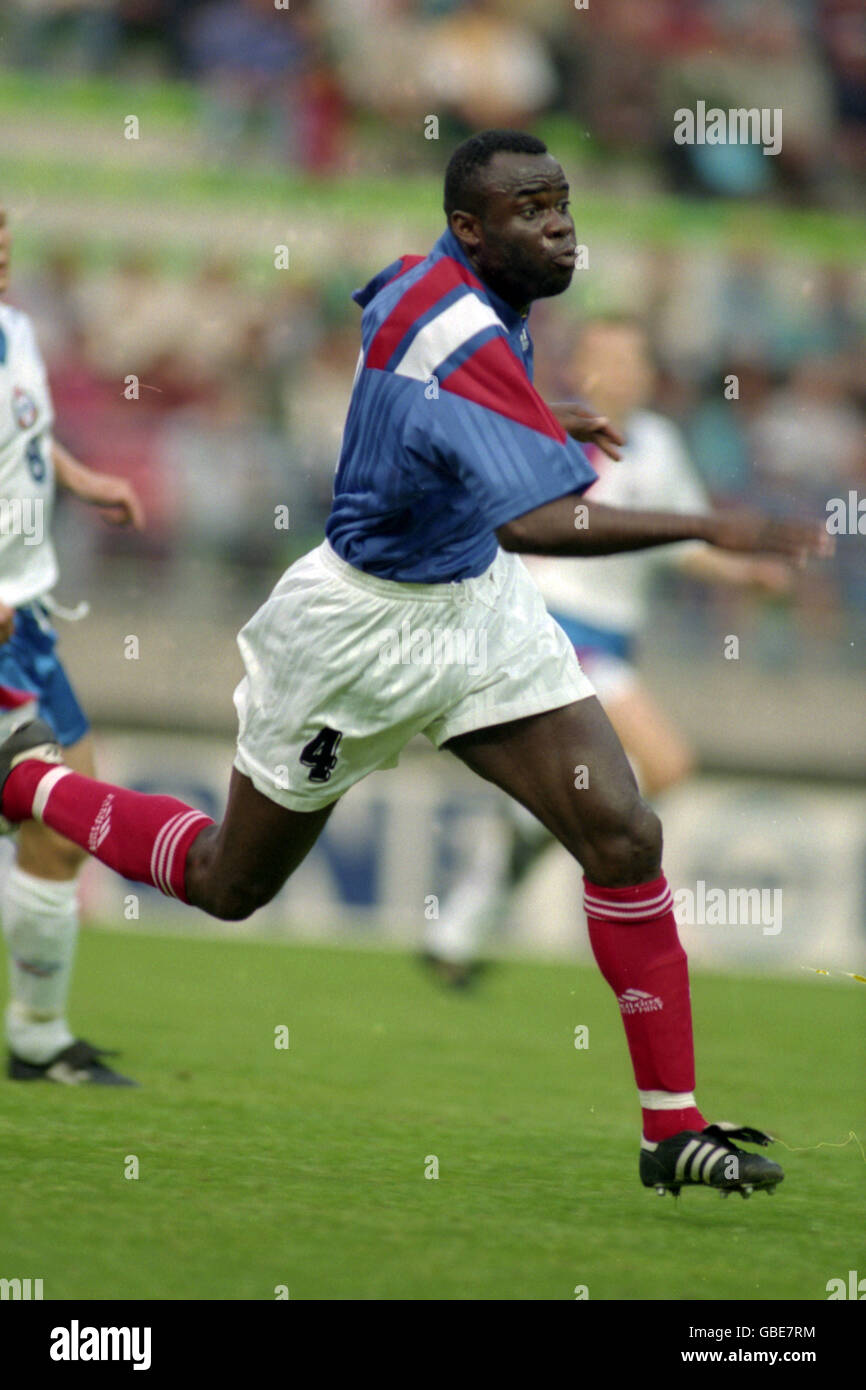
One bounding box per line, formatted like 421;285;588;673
350;345;364;390
392;294;502;383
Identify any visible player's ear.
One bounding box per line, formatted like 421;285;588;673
449;210;482;253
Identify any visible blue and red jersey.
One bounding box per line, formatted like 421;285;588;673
325;226;597;583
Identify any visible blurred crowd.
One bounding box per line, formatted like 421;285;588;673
3;0;864;663
4;0;865;201
10;231;864;660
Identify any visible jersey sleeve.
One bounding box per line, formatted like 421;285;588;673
406;320;598;530
414;390;597;531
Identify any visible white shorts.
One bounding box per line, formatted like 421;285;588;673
233;541;595;811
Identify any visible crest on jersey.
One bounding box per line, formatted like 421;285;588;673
12;386;38;430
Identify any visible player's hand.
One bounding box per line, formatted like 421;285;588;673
706;509;834;566
0;601;15;644
745;557;795;594
0;209;10;296
74;472;146;530
547;403;625;461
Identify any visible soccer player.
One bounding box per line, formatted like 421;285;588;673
422;315;793;983
0;134;831;1193
0;208;144;1085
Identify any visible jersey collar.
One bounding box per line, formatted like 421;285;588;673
434;226;528;334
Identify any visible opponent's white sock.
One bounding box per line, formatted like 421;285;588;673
2;865;79;1063
424;820;510;964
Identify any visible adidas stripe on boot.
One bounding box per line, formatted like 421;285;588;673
640;1123;784;1199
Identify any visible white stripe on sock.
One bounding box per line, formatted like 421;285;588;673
638;1090;697;1110
32;766;73;822
154;811;202;895
160;812;209;898
584;888;672;910
583;888;674;920
152;811;201;896
150;812;185;893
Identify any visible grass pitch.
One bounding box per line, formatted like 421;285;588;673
0;928;862;1301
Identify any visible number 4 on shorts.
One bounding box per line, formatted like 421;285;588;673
300;726;343;783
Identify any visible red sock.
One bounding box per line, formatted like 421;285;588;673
583;873;707;1142
4;760;213;903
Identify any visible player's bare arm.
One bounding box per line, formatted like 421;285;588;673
497;495;833;564
677;546;793;594
51;440;145;530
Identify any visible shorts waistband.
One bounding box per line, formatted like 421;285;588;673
317;541;505;605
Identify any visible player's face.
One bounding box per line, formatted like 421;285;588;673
455;152;577;310
0;211;10;295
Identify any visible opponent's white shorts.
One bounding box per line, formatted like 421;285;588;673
574;649;639;704
233;540;596;812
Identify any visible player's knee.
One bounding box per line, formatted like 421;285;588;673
204;877;271;922
53;840;88;876
19;826;87;879
585;799;662;885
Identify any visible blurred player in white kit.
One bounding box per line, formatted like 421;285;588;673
423;316;790;984
0;208;145;1082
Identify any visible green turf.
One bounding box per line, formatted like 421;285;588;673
0;928;862;1300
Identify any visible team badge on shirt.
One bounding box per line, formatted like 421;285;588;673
12;386;38;430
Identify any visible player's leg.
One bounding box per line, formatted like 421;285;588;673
16;727;93;878
0;609;137;1081
3;732;95;1075
0;727;335;921
421;804;512;985
423;680;696;982
445;697;783;1194
183;768;336;920
0;541;473;925
446;695;659;885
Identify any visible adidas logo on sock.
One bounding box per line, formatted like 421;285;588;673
88;794;114;853
617;988;664;1015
